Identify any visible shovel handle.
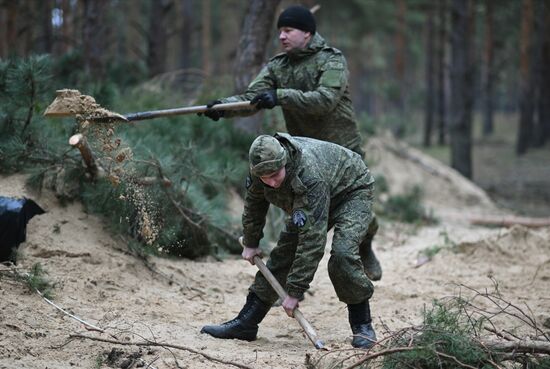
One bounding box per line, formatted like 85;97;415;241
239;237;325;350
124;101;253;122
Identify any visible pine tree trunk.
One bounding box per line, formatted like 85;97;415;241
531;1;546;147
82;0;109;79
202;0;211;77
21;2;36;56
437;0;448;145
516;0;534;155
482;0;495;137
449;0;473;179
38;0;54;54
6;1;18;56
394;0;407;137
0;6;5;58
423;1;436;147
179;0;193;69
232;0;281;134
233;0;281;93
540;3;550;143
147;0;173;77
59;0;73;54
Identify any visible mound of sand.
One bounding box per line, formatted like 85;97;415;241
366;132;504;220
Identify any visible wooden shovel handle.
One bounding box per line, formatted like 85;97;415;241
124;101;253;122
239;237;325;350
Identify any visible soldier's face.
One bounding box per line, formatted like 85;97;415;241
260;167;286;189
279;27;311;52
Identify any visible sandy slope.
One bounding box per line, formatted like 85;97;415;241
1;137;549;369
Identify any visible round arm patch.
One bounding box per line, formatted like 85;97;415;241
292;209;307;228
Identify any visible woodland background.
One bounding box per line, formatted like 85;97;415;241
0;0;549;257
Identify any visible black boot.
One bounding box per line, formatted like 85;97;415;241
200;292;270;341
348;300;377;349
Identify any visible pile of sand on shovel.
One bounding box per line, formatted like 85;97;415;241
44;89;126;121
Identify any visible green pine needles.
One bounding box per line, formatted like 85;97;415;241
382;299;489;369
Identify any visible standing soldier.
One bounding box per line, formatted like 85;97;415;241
200;4;382;281
201;133;378;349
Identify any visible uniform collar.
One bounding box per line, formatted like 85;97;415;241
285;33;326;60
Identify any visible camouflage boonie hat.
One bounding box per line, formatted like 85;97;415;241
249;135;287;177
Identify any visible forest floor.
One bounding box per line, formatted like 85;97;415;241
1;132;550;369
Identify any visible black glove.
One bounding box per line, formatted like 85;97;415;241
251;90;278;109
198;99;224;121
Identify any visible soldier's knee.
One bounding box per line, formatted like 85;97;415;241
328;251;358;278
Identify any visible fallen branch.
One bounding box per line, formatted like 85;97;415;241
469;215;550;228
70;334;254;369
482;339;550;355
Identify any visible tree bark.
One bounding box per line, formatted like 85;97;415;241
516;0;534;155
0;6;5;58
82;0;109;79
531;1;546;147
59;0;73;54
469;215;550;228
423;1;436;147
436;0;448;145
69;134;102;179
449;0;474;179
232;0;282;134
482;0;495;137
540;2;550;143
147;0;173;77
201;0;211;77
6;0;18;56
394;0;407;137
38;0;54;54
179;0;193;70
233;0;281;93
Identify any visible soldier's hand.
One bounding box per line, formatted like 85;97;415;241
198;99;224;121
242;246;262;265
251;90;278;109
282;296;299;317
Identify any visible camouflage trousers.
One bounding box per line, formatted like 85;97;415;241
250;187;377;305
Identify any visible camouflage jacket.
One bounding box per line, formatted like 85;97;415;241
222;33;364;155
242;133;374;298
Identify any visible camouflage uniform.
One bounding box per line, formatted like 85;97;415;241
242;133;375;305
220;33;365;157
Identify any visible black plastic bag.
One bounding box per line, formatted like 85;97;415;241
0;196;45;263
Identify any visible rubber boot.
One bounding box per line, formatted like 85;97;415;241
200;292;270;341
361;236;382;281
348;300;377;349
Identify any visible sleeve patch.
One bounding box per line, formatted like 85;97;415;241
320;69;343;88
292;209;308;228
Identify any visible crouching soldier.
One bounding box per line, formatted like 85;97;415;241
201;133;379;349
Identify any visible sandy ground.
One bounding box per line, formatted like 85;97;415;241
1;136;550;369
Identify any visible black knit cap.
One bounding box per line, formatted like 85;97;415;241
276;5;316;34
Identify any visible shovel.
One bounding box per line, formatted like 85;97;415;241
239;237;326;350
120;101;253;122
43;89;254;122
